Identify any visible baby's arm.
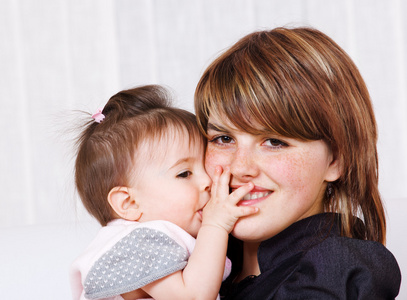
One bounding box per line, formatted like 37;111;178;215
140;166;257;300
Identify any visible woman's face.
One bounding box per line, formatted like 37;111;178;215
205;115;341;243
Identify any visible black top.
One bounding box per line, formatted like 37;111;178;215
221;213;401;300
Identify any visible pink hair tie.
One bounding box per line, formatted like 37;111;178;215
91;108;105;123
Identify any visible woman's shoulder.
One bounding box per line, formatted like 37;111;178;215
309;234;399;267
297;235;401;298
293;213;399;275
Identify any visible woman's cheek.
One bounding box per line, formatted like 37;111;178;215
205;148;224;178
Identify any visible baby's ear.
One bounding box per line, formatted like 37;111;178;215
108;186;142;221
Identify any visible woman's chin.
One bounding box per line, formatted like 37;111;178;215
231;217;267;243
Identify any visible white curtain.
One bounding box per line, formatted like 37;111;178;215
1;0;406;297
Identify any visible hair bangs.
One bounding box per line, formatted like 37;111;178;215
197;48;326;141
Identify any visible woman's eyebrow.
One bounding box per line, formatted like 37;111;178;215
207;122;228;132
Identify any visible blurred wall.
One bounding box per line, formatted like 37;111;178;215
0;0;406;298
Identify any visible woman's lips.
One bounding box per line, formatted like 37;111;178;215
232;186;273;206
242;191;272;200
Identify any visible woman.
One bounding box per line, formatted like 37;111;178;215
194;27;401;299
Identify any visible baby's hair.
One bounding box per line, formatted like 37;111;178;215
195;27;385;244
75;85;203;226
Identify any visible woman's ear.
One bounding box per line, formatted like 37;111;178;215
108;186;143;221
325;155;343;182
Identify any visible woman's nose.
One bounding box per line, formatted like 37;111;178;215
230;147;259;180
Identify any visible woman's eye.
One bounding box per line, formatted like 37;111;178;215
264;138;288;149
177;171;192;178
209;135;234;144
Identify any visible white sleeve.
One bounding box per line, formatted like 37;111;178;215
83;224;191;299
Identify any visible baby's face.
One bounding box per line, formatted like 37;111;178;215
129;130;211;238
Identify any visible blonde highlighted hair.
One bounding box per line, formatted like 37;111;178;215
195;27;385;244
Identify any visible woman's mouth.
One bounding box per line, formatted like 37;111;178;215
242;191;272;201
238;191;272;206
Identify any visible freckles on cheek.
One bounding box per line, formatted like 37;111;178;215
205;149;225;179
286;155;321;197
277;156;307;189
204;151;217;179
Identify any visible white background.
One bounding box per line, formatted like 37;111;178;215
0;0;406;299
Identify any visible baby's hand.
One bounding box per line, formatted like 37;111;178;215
201;166;258;233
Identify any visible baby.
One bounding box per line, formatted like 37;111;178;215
70;85;257;300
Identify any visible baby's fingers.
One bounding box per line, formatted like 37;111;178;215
229;182;254;204
210;166;222;189
235;205;259;217
211;166;231;197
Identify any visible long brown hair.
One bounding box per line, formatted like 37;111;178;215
75;85;203;226
195;27;385;244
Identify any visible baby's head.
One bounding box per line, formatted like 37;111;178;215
75;85;209;231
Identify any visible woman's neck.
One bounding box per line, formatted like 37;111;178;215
235;241;261;282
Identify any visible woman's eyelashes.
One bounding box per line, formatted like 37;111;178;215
263;138;288;149
208;134;288;150
208;135;234;145
176;170;192;178
209;135;233;144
